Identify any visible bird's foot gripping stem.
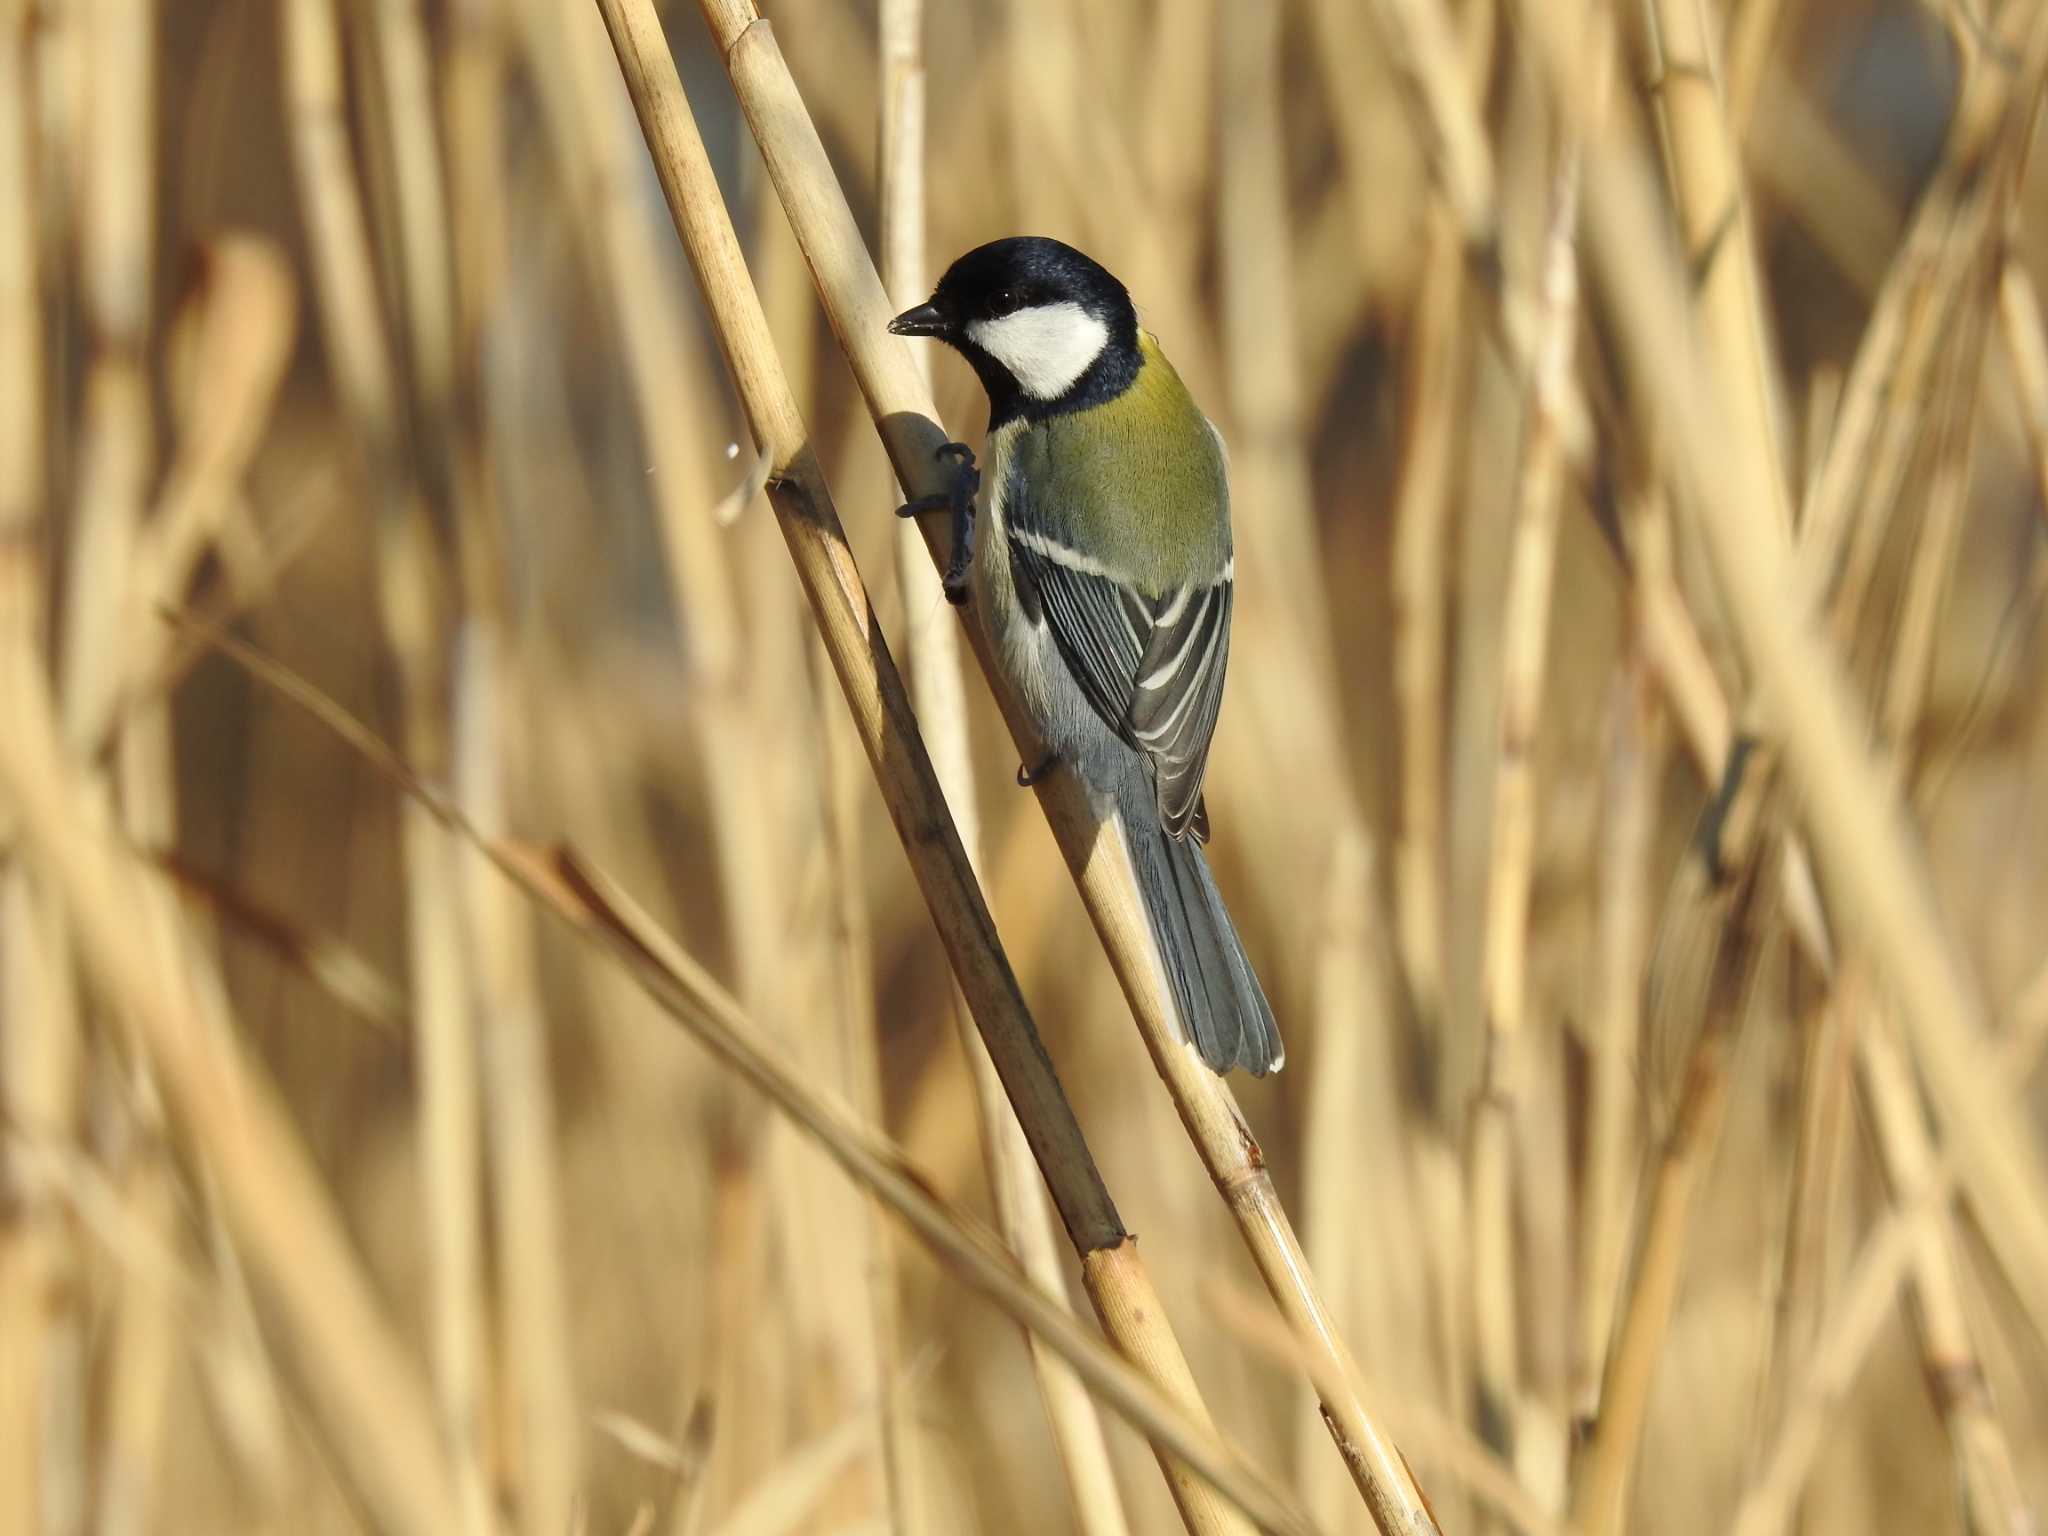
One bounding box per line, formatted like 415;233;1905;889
895;440;979;604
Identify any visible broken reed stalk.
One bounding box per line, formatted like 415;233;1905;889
591;6;1262;1531
875;5;1131;1533
281;4;497;1531
680;6;1440;1530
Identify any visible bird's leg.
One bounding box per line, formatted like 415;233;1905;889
1015;752;1060;787
895;440;980;605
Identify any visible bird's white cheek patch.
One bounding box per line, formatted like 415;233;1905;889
966;302;1110;400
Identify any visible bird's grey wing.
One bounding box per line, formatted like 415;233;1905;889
1006;527;1147;734
1008;521;1230;842
1124;576;1231;840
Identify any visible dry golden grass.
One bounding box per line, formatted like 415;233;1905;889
2;1;2046;1534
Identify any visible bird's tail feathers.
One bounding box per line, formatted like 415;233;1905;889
1116;788;1283;1077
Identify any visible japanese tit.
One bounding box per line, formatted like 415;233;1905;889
890;236;1282;1077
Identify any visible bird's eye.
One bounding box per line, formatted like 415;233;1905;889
991;288;1022;315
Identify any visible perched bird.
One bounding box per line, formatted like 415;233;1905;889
889;236;1282;1076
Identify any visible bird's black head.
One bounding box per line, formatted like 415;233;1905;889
889;236;1141;424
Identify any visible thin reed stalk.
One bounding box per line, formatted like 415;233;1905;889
1466;108;1585;1488
282;5;497;1531
1293;832;1435;1529
812;636;914;1533
1386;208;1462;1051
0;5;74;1532
443;11;583;1530
591;6;1266;1529
679;5;1440;1528
1572;653;1660;1421
1568;862;1764;1536
1638;0;1792;535
2000;259;2048;524
876;4;1131;1532
0;659;464;1536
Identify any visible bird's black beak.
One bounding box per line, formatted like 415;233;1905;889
888;301;949;339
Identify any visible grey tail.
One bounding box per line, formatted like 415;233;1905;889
1119;795;1284;1077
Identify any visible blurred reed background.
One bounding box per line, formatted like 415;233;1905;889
3;0;2048;1533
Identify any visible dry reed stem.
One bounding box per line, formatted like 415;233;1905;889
57;0;152;757
1567;864;1763;1536
1638;0;1793;536
284;4;495;1529
1880;296;1989;757
813;643;914;1534
441;11;583;1532
2000;259;2048;523
41;10;159;1531
1361;0;1498;256
1572;653;1660;1421
1387;205;1463;1050
1854;1012;2033;1536
1467;109;1585;1484
0;660;464;1536
99;656;181;1536
510;0;782;1020
1219;0;1351;751
1723;0;1789;139
0;7;77;1533
682;5;1439;1528
127;237;297;699
96;142;198;1536
1581;48;2048;1374
876;5;1130;1532
1294;832;1436;1529
592;7;1265;1529
1766;979;1858;1433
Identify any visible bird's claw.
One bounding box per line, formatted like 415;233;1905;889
894;440;980;605
1015;752;1059;788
